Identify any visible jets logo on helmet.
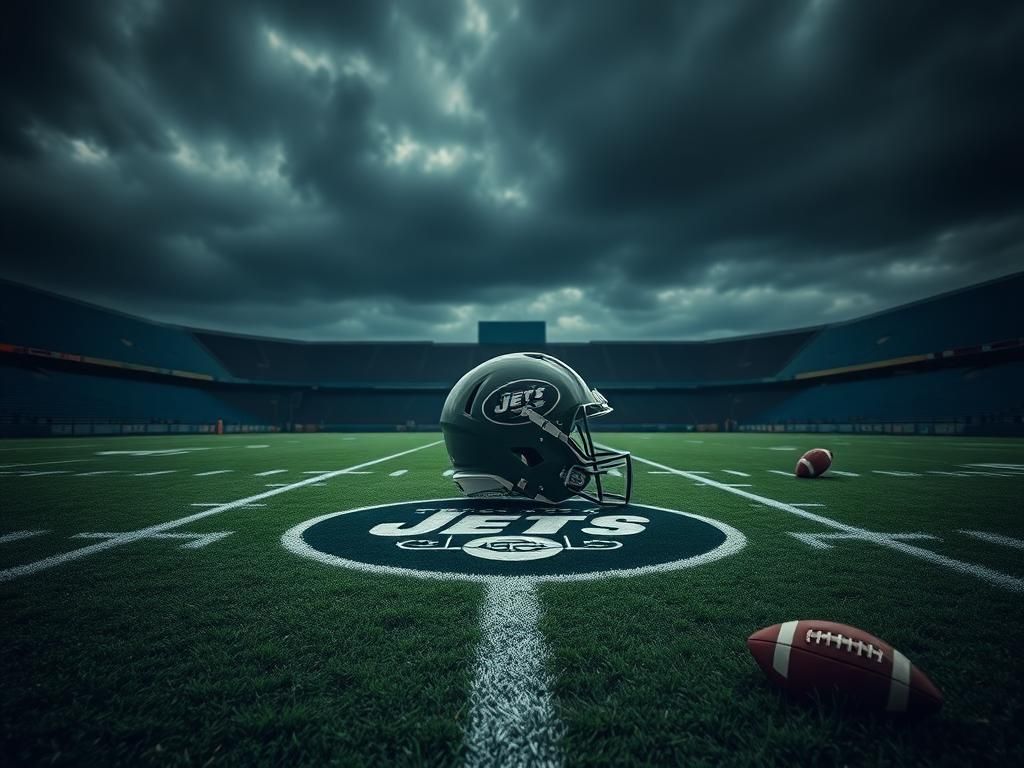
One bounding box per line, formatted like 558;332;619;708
482;379;560;425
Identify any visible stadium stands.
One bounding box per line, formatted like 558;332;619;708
0;272;1021;436
192;333;817;387
777;272;1024;377
753;361;1024;425
0;279;227;377
0;363;256;426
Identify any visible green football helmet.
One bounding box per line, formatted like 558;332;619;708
440;352;632;505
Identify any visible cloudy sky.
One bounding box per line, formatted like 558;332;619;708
2;1;1023;342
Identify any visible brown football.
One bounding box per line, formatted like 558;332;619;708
795;448;833;478
747;620;943;715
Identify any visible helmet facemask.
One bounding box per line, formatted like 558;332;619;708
522;393;632;505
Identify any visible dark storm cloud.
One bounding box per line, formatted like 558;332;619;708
1;0;1022;341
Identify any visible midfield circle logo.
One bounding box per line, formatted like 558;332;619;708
283;498;745;582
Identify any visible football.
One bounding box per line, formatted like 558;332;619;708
747;620;943;715
796;448;833;477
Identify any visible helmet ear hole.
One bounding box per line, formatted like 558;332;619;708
513;447;544;467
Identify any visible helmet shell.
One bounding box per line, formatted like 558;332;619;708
441;352;598;502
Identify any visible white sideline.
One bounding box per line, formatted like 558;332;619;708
0;440;443;583
464;580;564;768
598;444;1024;594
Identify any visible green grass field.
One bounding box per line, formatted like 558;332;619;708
2;432;1023;766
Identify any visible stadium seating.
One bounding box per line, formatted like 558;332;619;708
0;280;226;377
0;273;1021;435
778;273;1024;377
192;333;817;387
0;363;254;424
754;361;1024;423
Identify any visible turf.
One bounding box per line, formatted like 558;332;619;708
1;432;1022;766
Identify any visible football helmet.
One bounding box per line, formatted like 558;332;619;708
440;352;632;505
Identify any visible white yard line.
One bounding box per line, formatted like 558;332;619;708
722;470;750;477
20;470;70;476
598;444;1024;593
872;470;920;477
958;530;1024;550
0;530;50;544
255;469;288;476
74;470;122;477
389;469;408;477
0;440;444;583
133;470;177;477
767;470;791;476
464;580;564;768
194;470;234;476
829;470;860;477
0;443;100;452
190;503;265;509
302;470;373;475
0;459;94;469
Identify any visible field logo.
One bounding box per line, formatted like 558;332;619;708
482;380;560;425
283;498;745;582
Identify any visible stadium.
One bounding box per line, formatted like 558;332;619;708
3;2;1024;766
2;274;1023;765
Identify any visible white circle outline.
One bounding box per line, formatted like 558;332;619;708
281;497;747;584
481;379;561;426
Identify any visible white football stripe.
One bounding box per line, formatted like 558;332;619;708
0;440;444;583
0;530;50;544
722;470;750;477
958;530;1024;550
602;446;1024;593
829;470;860;477
772;620;799;678
464;580;564;768
886;649;911;712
